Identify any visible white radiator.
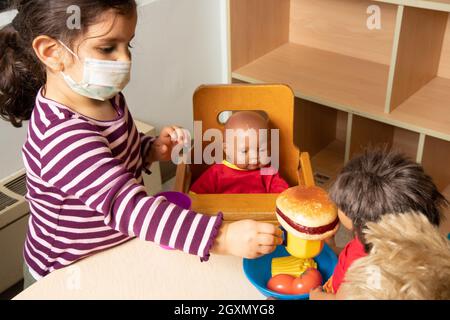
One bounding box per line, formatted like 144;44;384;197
0;169;29;293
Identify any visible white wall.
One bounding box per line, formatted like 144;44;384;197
125;0;229;132
0;0;228;178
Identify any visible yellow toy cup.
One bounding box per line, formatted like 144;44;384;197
285;232;324;259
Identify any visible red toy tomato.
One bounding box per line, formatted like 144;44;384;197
267;274;296;294
290;268;323;294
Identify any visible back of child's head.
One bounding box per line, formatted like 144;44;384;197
338;212;450;300
329;148;448;251
0;0;136;128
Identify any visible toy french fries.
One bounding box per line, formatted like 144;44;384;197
271;255;318;277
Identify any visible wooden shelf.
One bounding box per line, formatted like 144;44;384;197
389;77;450;141
233;43;450;142
422;136;450;191
374;0;450;12
233;43;390;117
311;140;345;189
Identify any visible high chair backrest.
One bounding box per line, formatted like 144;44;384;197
191;84;298;187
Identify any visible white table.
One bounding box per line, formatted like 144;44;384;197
14;239;265;300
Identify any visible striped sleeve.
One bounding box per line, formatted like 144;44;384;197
40;118;223;260
140;133;156;174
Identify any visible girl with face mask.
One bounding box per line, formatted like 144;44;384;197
0;0;283;288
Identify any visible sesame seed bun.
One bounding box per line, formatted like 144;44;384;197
276;185;339;241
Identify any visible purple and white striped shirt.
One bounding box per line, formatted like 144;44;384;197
22;89;223;279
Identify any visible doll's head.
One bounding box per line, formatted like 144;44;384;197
338;212;450;300
224;111;270;170
329;149;448;252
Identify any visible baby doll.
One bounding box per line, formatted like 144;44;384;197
190;111;289;194
309;149;448;300
338;212;450;300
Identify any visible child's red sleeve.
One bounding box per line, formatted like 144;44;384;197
268;173;290;193
190;165;219;194
332;238;367;293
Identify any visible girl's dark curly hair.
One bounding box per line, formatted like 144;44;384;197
0;0;136;127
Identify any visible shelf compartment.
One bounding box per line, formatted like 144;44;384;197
230;0;290;71
387;7;450;140
389;77;450;141
350;115;420;160
231;0;398;123
289;0;398;65
294;99;347;189
234;43;391;116
422;136;450;191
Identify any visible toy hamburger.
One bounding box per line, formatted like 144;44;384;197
276;185;339;259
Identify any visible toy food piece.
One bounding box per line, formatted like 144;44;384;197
276;185;338;258
290;268;323;295
267;274;296;295
271;256;317;277
266;269;323;295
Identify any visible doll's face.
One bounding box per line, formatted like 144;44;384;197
338;209;353;230
223;111;271;170
225;132;270;170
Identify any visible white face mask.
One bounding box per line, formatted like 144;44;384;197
59;41;131;101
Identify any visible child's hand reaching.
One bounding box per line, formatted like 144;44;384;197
150;126;191;162
212;220;284;259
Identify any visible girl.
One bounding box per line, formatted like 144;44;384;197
0;0;283;288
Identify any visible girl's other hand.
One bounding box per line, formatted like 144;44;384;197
151;126;191;162
212;220;284;259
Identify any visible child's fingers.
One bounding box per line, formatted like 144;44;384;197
275;228;283;238
256;222;282;236
257;233;283;246
174;127;184;144
169;128;178;142
257;245;277;255
170;127;191;146
182;129;191;145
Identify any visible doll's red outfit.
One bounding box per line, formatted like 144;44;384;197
190;161;289;194
326;237;367;293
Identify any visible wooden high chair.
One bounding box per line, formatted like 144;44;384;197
174;84;312;224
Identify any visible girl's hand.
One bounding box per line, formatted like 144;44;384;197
212;220;284;259
150;126;191;162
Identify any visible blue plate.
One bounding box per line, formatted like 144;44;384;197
243;244;338;300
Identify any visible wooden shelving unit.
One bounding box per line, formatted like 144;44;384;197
229;0;450;191
374;0;450;12
234;43;390;116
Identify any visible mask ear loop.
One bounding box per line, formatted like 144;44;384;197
58;40;88;91
58;40;80;62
